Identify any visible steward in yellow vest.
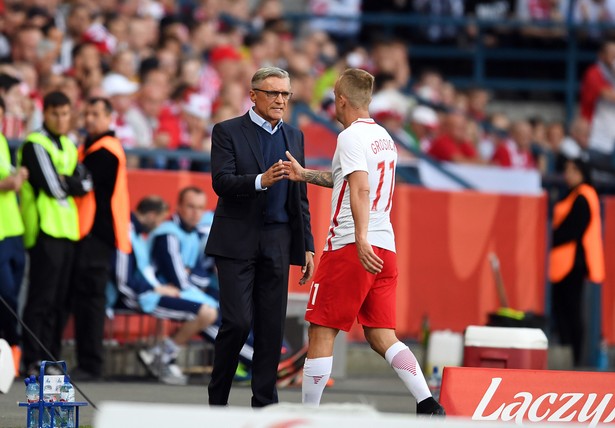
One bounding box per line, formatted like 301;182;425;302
67;97;131;380
0;95;28;352
549;157;604;367
18;91;92;376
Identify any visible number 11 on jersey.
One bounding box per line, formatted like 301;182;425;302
372;160;395;212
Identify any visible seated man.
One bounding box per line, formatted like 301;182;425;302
112;194;218;385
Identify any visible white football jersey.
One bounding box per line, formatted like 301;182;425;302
324;118;397;252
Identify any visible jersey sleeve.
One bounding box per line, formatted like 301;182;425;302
338;129;368;179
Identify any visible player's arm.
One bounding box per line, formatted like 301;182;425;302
347;171;383;274
285;150;333;188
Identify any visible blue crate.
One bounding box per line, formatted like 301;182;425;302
18;361;88;428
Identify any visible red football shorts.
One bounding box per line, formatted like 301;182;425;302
305;243;398;332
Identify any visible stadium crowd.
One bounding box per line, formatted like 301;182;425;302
0;0;613;179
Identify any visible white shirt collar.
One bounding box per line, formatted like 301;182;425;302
249;107;283;135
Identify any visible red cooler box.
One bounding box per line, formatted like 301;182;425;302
463;325;548;369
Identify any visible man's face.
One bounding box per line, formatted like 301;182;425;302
44;104;72;135
177;190;206;230
84;101;113;136
601;42;615;70
250;76;291;126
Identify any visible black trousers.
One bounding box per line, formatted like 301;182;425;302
67;234;112;376
22;234;75;368
0;235;25;346
208;224;291;407
551;265;586;367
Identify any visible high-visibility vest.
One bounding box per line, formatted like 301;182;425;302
0;132;24;240
549;183;605;283
17;132;79;248
75;135;131;253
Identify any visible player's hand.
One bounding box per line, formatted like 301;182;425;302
261;159;290;187
155;285;181;297
300;251;315;285
285;151;305;182
356;240;383;274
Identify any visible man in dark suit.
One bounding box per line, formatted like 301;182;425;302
206;67;315;407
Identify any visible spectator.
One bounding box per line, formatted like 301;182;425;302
559;116;591;161
113;194;220;385
546;120;566;170
370;38;411;91
0;73;28;140
59;4;94;72
101;72;148;150
18;91;91;375
308;0;361;51
550;157;604;367
409;105;439;152
0;96;28;372
413;68;444;105
491;120;537;168
580;38;615;169
0;3;27;60
465;0;517;46
428;112;481;163
477;112;509;161
67;97;131;381
70;42;103;95
467;87;490;123
573;0;615;44
412;0;465;43
109;48;138;81
516;0;568;45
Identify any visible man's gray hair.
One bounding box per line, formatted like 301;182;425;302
251;67;290;87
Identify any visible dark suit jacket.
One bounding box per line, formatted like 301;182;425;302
206;112;314;265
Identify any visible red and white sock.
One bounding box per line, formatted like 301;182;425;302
302;356;332;406
385;342;431;402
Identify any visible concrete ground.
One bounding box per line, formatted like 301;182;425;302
0;341;601;427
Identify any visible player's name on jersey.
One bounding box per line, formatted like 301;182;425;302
370;138;397;154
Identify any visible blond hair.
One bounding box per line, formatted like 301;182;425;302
336;68;374;109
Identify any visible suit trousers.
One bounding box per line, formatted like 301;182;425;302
208;224;291;407
22;234;75;368
68;234;112;376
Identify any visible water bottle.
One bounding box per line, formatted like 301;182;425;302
42;380;55;428
25;375;39;428
59;376;75;428
428;366;442;401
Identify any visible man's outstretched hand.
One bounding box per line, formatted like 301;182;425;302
285;150;305;182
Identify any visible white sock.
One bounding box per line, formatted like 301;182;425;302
302;356;333;406
385;342;431;402
161;338;180;363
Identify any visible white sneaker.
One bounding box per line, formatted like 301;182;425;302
159;363;188;386
138;348;163;377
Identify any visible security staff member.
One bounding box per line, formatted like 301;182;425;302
0;96;28;364
19;91;91;375
69;97;131;380
550;157;605;367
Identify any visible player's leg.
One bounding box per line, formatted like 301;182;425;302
302;323;338;405
302;245;368;405
359;248;445;416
